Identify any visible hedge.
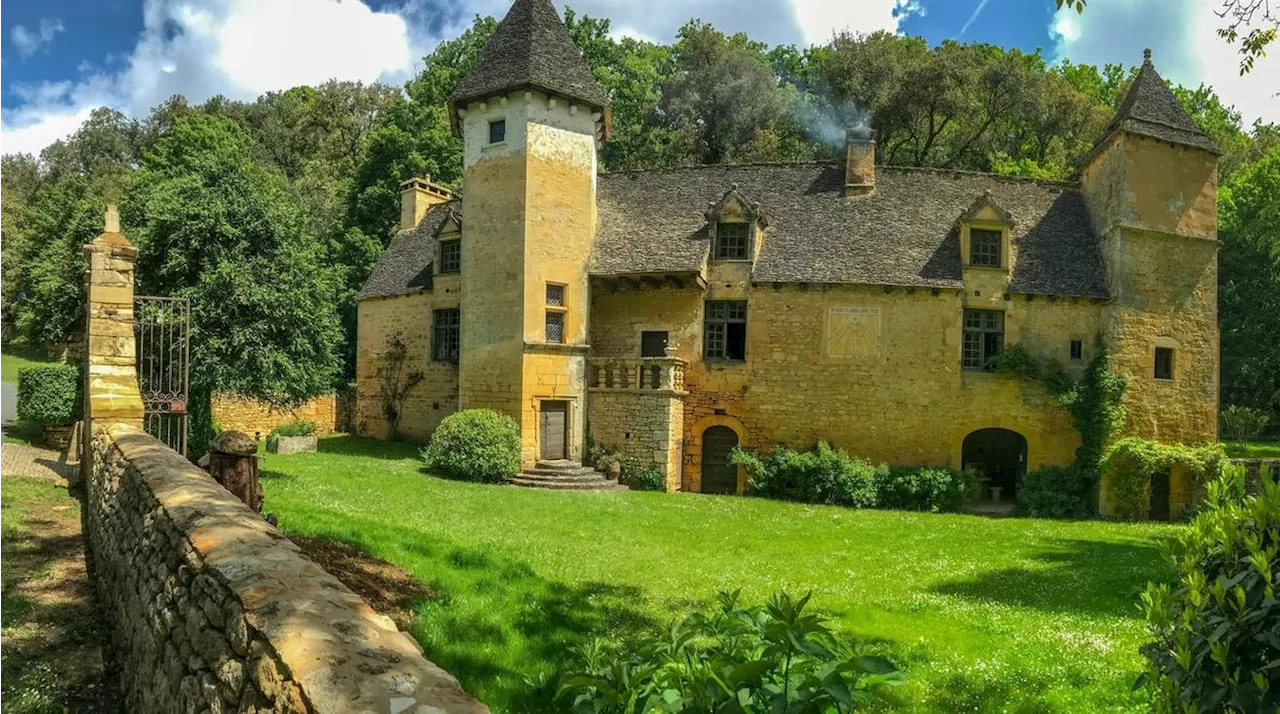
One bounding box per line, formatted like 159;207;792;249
16;363;81;427
420;409;521;483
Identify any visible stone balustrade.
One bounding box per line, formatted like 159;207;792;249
588;357;686;393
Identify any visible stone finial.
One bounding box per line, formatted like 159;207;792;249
104;204;120;233
1143;48;1152;65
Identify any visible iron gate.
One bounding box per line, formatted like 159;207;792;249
134;296;190;456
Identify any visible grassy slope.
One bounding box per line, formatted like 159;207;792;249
0;352;54;384
262;437;1180;713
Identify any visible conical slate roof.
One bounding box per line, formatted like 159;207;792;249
449;0;608;114
1099;50;1218;153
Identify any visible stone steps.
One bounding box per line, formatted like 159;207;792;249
510;460;627;492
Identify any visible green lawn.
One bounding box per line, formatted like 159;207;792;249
1223;440;1280;459
0;351;54;385
261;436;1180;713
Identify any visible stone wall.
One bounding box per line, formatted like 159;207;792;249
587;389;684;490
84;422;487;714
210;392;349;439
1235;458;1280;495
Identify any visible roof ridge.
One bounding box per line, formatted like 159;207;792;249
600;161;1081;190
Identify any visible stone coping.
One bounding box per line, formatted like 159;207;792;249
101;423;488;713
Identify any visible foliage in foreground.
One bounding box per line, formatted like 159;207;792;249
420;409;521;483
556;590;902;713
1139;465;1279;712
1103;438;1226;520
269;418;317;437
1018;465;1099;519
16;364;80;427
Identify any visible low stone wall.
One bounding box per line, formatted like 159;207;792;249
1233;458;1280;495
85;423;486;713
211;392;351;438
587;389;684;490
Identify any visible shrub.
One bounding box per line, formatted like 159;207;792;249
875;467;971;512
732;441;884;507
1103;438;1226;519
627;468;665;492
420;409;520;483
1220;404;1270;441
16;364;80;426
270;418;316;437
557;590;903;712
1138;465;1279;712
1017;465;1098;519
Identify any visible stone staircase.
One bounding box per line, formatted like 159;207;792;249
510;460;628;492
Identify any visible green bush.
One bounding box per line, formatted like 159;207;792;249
732;441;884;507
626;468;665;492
1138;465;1279;712
270;418;316;437
1017;465;1098;519
1220;404;1270;441
16;364;80;426
420;409;520;483
875;467;971;512
557;590;903;712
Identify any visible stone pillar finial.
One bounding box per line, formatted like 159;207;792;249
104;204;120;233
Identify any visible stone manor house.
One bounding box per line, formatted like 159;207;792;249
355;0;1219;511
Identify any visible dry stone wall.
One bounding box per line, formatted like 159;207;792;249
85;423;486;714
587;389;683;490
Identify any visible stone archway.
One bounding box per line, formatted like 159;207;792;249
962;428;1028;501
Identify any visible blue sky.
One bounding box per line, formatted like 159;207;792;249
2;0;1276;155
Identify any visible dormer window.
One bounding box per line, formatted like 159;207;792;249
970;229;1002;268
440;240;461;273
715;223;749;260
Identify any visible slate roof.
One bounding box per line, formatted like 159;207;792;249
449;0;608;114
594;163;1109;299
357;201;457;300
1095;52;1218;154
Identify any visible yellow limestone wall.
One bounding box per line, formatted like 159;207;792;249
1082;132;1220;517
592;279;1099;492
355;290;460;442
457;90;598;466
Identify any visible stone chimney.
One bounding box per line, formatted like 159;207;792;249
399;176;453;231
844;128;876;198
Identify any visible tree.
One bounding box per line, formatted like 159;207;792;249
124;112;343;455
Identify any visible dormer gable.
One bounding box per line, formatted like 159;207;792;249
434;205;462;275
958;191;1013;271
705;184;769;262
433;204;462;238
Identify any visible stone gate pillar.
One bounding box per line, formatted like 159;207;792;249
83;205;144;446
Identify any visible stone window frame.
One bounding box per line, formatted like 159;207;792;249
432;308;460;364
704;299;748;362
439;239;461;274
705;184;768;264
958;192;1013;272
545;282;568;344
961;308;1004;371
1070;339;1084;362
488;118;506;144
1154;346;1175;380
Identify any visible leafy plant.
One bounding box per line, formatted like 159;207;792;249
16;364;80;427
374;332;423;440
732;442;884;508
1017;465;1098;519
874;467;972;512
1137;464;1280;712
1102;438;1226;519
1220;405;1271;441
586;444;665;490
420;409;520;483
556;590;903;713
270;418;317;437
628;468;665;492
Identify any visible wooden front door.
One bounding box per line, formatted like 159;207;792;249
701;426;739;494
539;401;568;461
1149;469;1171;521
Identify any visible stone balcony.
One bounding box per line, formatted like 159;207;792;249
588;357;687;394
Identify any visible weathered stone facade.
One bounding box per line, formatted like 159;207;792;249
355;3;1220;515
85;424;487;714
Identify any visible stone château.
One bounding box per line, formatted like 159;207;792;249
356;0;1219;517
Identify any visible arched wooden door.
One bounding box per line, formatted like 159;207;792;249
701;426;739;494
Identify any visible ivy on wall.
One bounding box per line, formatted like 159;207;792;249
1102;438;1226;519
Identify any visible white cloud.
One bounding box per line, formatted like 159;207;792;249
791;0;924;45
2;0;419;156
1050;0;1278;125
10;18;66;58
